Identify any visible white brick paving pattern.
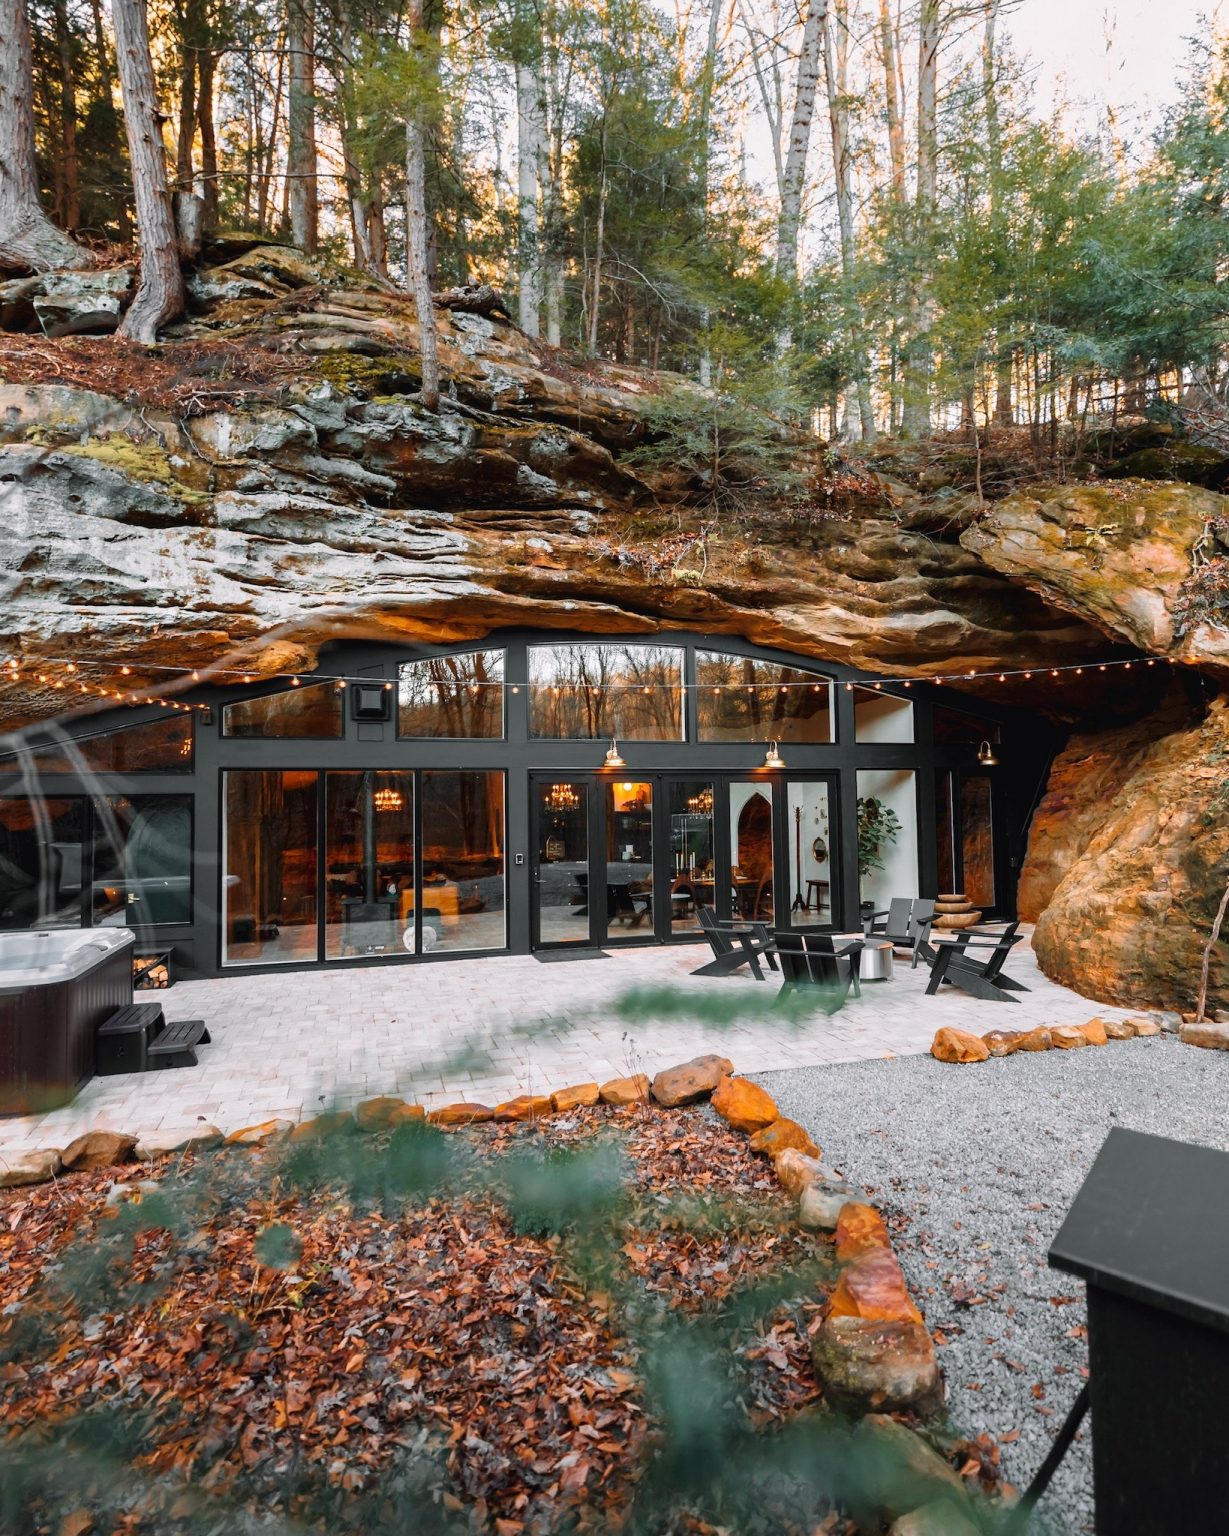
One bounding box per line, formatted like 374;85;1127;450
0;931;1140;1158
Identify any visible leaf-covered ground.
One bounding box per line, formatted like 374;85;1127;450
0;1105;852;1536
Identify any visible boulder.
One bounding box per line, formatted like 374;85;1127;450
711;1075;778;1133
429;1102;495;1125
748;1118;820;1160
549;1083;600;1113
811;1316;941;1416
889;1500;982;1536
1051;1025;1090;1050
135;1125;223;1160
774;1149;823;1197
1081;1018;1109;1046
1015;1026;1052;1052
799;1182;857;1232
650;1054;733;1107
835;1202;892;1262
930;1028;989;1065
0;1148;62;1187
33;267;134;337
1103;1019;1137;1041
355;1097;425;1132
493;1094;553;1122
598;1073;650;1106
828;1247;923;1325
224;1119;294;1147
1133;1018;1164;1036
287;1111;353;1142
1180;1021;1229;1051
982;1029;1023;1057
1152;1011;1183;1033
61;1130;138;1172
848;1415;969;1526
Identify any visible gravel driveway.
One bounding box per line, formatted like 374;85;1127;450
755;1034;1229;1535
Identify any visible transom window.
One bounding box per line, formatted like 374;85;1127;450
223;680;344;739
398;650;504;738
695;651;834;743
0;714;193;772
528;644;683;740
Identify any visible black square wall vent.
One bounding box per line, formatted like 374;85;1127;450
351;683;392;722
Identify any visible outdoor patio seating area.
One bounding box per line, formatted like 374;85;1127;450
0;926;1141;1159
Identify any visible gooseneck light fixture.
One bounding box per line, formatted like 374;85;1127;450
604;738;626;770
763;741;786;770
977;740;1000;767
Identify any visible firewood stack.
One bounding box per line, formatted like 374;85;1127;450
933;893;983;929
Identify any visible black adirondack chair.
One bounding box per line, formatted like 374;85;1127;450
863;896;937;967
770;931;858;1014
692;904;775;980
924;921;1027;1003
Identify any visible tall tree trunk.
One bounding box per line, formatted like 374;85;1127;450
197;30;218;231
696;0;723;386
821;0;875;440
515;24;547;338
286;0;318;253
983;0;1012;426
587;153;607;357
52;0;81;230
113;0;185;340
0;0;95;269
775;0;825;289
405;0;438;410
257;31;286;234
175;0;197;199
542;36;565;345
901;0;939;439
877;0;905;200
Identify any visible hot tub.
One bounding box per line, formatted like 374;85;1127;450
0;928;134;1114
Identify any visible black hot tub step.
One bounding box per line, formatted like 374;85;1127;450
100;1001;165;1036
96;1001;167;1075
147;1018;210;1070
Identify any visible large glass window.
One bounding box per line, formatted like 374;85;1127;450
420;771;506;952
853;687;914;743
90;795;192;927
668;781;714;935
856;769;919;915
534;780;590;945
325;772;415;958
223;771;319;965
222;682;344;739
960;776;995;908
398;650;504;738
528;644;683;740
730;781;774;922
0;715;193;773
0;796;85;929
605;780;654;933
696;652;833;743
785;780;834;926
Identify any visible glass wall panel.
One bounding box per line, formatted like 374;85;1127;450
605;780;654;932
696;652;833;743
223;683;343;739
90;795;192;927
223;770;319;965
324;772;415;957
935;770;957;894
785;780;834;926
668;781;714;934
853;688;914;743
420;771;506;952
535;780;590;945
528;644;683;740
960;776;996;908
729;781;774;922
0;796;85;929
398;651;505;738
856;769;919;916
0;715;193;773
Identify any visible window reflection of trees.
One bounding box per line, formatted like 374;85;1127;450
696;651;833;743
528;645;683;740
398;651;504;738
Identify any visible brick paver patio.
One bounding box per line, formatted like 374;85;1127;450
0;932;1140;1158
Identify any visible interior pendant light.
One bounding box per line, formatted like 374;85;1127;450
604;738;626;770
977;740;999;767
763;740;786;769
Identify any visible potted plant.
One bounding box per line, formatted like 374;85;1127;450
857;795;902;877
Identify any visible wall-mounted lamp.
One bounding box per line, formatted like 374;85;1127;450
763;740;786;769
977;740;999;767
604;738;626;770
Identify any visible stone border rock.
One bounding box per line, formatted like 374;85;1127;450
930;1013;1164;1065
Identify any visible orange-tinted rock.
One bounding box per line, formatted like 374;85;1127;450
835;1202;892;1262
930;1028;989;1064
225;1119;294;1147
749;1118;820;1160
60;1131;138;1171
1081;1018;1109;1046
774;1149;822;1196
1103;1018;1137;1040
288;1111;353;1142
1015;1027;1052;1052
429;1102;495;1126
650;1054;733;1108
711;1075;778;1133
0;1149;61;1187
1131;1018;1163;1036
550;1083;600;1113
811;1316;941;1415
599;1074;650;1107
493;1095;553;1122
1051;1025;1089;1050
982;1029;1023;1057
828;1246;923;1325
355;1097;426;1132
